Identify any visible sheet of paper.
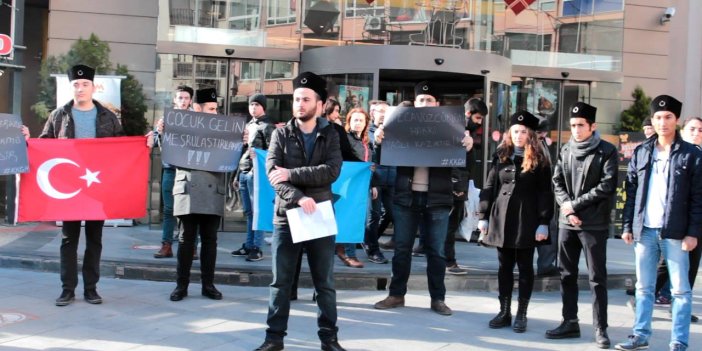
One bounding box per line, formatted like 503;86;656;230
286;200;337;244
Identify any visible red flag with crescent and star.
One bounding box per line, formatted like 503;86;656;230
504;0;536;15
16;137;149;222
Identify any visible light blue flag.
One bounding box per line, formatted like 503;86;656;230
252;148;372;243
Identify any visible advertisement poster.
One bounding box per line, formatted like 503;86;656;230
338;85;369;116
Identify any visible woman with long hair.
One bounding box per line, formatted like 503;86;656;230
323;98;342;125
478;110;554;333
335;108;377;268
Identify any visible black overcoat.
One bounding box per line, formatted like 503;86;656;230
479;155;554;248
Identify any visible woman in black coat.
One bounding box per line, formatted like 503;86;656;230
478;110;554;333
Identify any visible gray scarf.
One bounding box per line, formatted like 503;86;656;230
569;131;601;157
511;146;525;159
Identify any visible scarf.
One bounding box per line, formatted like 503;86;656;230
512;146;525;158
569;131;601;157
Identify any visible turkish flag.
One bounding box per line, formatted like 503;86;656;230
17;137;150;222
505;0;536;15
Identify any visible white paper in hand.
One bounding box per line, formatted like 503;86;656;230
286;200;338;243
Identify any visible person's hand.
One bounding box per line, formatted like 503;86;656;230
21;125;30;140
242;128;249;144
374;125;384;145
145;131;155;148
156;118;164;134
535;225;549;241
232;178;239;191
567;214;582;227
298;196;316;214
621;232;634;244
682;236;698;252
371;187;378;200
560;201;574;216
536;233;548;241
478;220;488;234
249;147;256;160
462;130;474;151
269;165;290;185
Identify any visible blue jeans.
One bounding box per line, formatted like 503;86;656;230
389;191;450;300
266;225;338;343
160;168;176;243
633;226;691;347
239;171;263;249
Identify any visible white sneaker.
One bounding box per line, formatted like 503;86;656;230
264;236;273;245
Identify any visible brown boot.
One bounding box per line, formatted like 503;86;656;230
374;295;405;310
342;257;364;268
154;242;173;258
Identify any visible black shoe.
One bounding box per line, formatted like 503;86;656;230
55;289;75;306
368;251;388;264
489;295;512;329
83;289;103;304
253;340;283;351
246;247;264;262
691;314;699;323
321;338;346;351
625;288;635;296
231;244;250;256
170;286;188;301
202;285;222;300
545;319;581;339
596;328;611;349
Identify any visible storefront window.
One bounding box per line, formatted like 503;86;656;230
321;73;374;120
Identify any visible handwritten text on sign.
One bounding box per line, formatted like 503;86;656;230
161;108;245;172
0;114;29;175
380;106;466;167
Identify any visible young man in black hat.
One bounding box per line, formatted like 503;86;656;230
616;95;702;351
546;102;617;349
40;64;124;306
231;93;276;261
169;88;225;302
254;72;345;351
373;81;474;316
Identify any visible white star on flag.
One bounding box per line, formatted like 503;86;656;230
80;168;101;187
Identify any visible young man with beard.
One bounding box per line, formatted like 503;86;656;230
546;102;617;349
254;72;345;351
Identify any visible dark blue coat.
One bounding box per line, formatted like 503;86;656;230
622;133;702;240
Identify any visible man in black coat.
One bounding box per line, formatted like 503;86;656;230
254;72;345;351
546;102;617;349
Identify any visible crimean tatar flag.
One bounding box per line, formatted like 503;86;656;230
16;137;149;222
505;0;536;15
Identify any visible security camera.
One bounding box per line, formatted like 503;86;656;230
434;58;444;65
225;48;235;55
561;71;570;78
661;7;676;24
481;69;490;75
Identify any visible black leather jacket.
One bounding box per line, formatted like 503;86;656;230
40;100;123;139
266;117;342;225
552;138;618;230
622;133;702;240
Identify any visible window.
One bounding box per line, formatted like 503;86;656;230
562;0;624;17
267;0;296;25
265;61;295;80
530;0;556;12
345;0;384;18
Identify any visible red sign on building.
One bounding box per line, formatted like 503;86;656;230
0;34;13;56
0;0;14;58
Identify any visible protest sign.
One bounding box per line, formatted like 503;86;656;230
0;113;29;175
161;108;245;172
380;106;466;167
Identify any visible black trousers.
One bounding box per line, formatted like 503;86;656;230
558;228;608;329
445;198;465;265
60;220;104;291
176;214;220;287
497;247;535;299
656;244;702;293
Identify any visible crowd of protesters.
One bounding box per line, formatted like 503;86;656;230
19;65;701;351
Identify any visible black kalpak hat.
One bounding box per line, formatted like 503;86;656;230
651;95;682;118
67;64;95;82
510;110;539;131
570;102;597;123
195;88;218;104
293;71;327;103
642;117;652;127
414;80;438;99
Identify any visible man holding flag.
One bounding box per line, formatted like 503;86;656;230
39;64;125;307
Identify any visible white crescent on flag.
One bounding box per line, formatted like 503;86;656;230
36;158;82;200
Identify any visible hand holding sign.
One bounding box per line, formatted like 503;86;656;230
462;130;473;152
374;125;384;145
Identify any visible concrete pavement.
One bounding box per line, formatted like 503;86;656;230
0;268;700;351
